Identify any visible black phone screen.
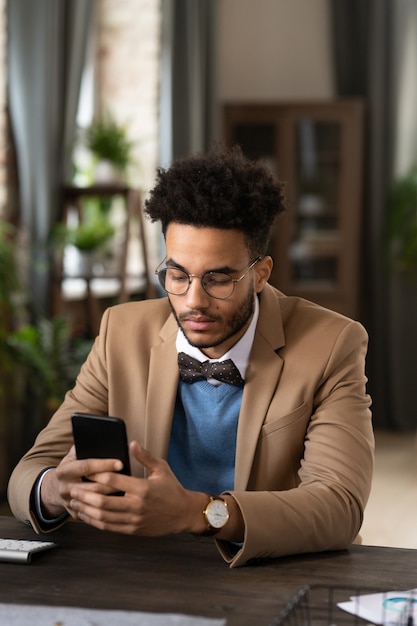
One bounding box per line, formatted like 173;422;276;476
71;412;131;476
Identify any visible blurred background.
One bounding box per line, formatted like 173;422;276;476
0;0;416;544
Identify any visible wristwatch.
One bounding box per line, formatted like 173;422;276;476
201;495;229;536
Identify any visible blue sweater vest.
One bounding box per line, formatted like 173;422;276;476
168;380;243;493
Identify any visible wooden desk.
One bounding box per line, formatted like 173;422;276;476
1;515;416;625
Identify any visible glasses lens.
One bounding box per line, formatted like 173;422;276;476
202;272;234;299
160;268;190;295
157;267;235;299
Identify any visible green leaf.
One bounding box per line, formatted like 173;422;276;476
86;113;133;170
387;167;417;276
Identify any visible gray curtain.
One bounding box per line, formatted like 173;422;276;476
7;0;94;316
331;0;417;430
159;0;216;167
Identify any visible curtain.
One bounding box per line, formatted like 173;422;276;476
331;0;417;430
159;0;216;167
7;0;94;316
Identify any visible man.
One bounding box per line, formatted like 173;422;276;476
8;146;374;568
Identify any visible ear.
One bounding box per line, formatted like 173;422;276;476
254;256;273;293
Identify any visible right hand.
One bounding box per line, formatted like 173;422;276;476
40;446;123;519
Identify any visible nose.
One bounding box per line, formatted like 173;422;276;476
184;275;210;309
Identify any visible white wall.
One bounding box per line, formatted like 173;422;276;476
216;0;334;102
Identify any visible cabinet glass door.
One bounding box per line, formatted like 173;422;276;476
231;123;278;174
290;119;341;288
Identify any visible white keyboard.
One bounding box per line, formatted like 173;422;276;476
0;538;57;564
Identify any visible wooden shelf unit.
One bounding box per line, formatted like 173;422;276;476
53;184;156;336
223;100;365;320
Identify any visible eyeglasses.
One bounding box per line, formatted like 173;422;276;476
155;256;262;300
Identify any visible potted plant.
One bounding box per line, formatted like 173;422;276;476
85;112;134;183
387;165;417;276
0;220;18;332
62;218;115;252
53;197;116;276
385;166;417;429
8;316;92;420
0;218;93;488
0;219;21;489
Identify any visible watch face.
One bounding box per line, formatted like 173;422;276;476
207;499;229;529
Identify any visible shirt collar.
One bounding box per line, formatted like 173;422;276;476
176;295;259;381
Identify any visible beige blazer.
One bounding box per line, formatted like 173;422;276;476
8;283;374;567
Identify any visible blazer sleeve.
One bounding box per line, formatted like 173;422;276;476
7;299;172;531
7;308;114;530
218;319;374;567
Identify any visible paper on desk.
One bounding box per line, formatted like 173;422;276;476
0;603;227;626
338;589;417;625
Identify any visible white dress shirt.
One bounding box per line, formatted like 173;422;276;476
176;296;259;385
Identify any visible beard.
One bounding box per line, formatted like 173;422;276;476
169;287;255;350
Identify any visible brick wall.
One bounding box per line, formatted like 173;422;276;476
96;0;161;266
96;0;161;194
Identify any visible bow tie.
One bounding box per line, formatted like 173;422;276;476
178;352;244;387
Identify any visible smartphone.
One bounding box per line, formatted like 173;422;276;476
71;412;131;478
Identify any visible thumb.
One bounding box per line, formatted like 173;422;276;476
130;440;161;474
66;445;77;460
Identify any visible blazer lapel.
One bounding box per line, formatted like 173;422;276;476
144;313;179;461
142;285;287;490
234;285;286;490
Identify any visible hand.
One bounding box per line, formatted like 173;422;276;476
67;441;209;536
40;446;124;520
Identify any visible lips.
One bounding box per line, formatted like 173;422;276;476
181;316;217;332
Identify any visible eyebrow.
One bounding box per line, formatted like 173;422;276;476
165;257;238;274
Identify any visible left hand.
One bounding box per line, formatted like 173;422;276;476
68;441;208;536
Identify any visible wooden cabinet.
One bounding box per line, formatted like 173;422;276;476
53;185;156;335
223;100;365;319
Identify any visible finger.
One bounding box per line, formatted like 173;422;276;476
77;457;124;479
71;487;126;511
56;459;124;498
130;441;162;473
71;499;126;528
79;468;134;496
70;486;141;528
70;477;120;497
74;507;139;534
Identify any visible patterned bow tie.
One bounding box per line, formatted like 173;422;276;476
178;352;244;387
